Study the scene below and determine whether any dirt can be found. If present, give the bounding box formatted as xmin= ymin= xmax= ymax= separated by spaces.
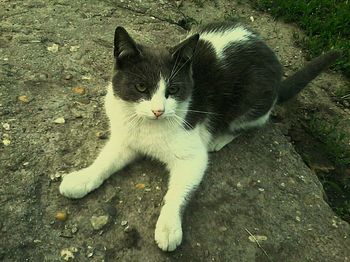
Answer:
xmin=1 ymin=0 xmax=350 ymax=261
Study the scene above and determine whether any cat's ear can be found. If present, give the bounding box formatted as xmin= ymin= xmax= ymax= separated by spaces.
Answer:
xmin=114 ymin=26 xmax=141 ymax=68
xmin=170 ymin=34 xmax=199 ymax=63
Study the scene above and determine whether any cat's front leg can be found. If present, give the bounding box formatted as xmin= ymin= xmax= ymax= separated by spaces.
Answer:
xmin=155 ymin=148 xmax=208 ymax=251
xmin=59 ymin=138 xmax=137 ymax=199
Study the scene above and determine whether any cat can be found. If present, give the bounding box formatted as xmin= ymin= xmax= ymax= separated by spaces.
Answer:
xmin=59 ymin=21 xmax=339 ymax=251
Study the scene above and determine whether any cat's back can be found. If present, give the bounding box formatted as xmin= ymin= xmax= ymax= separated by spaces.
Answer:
xmin=196 ymin=22 xmax=256 ymax=59
xmin=192 ymin=21 xmax=282 ymax=81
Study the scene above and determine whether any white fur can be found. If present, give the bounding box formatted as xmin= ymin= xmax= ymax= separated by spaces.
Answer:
xmin=151 ymin=76 xmax=166 ymax=112
xmin=60 ymin=83 xmax=208 ymax=251
xmin=230 ymin=100 xmax=276 ymax=131
xmin=200 ymin=26 xmax=252 ymax=58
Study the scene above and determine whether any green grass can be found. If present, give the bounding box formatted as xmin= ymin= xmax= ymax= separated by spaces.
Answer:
xmin=251 ymin=0 xmax=350 ymax=81
xmin=308 ymin=115 xmax=350 ymax=167
xmin=307 ymin=114 xmax=350 ymax=222
xmin=193 ymin=0 xmax=205 ymax=8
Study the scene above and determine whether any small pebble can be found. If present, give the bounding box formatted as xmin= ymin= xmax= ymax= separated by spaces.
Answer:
xmin=96 ymin=131 xmax=108 ymax=139
xmin=54 ymin=117 xmax=65 ymax=124
xmin=61 ymin=247 xmax=77 ymax=261
xmin=69 ymin=45 xmax=80 ymax=52
xmin=38 ymin=73 xmax=48 ymax=80
xmin=72 ymin=86 xmax=86 ymax=95
xmin=55 ymin=211 xmax=68 ymax=221
xmin=2 ymin=139 xmax=11 ymax=146
xmin=64 ymin=74 xmax=73 ymax=80
xmin=90 ymin=215 xmax=109 ymax=230
xmin=2 ymin=123 xmax=10 ymax=130
xmin=82 ymin=75 xmax=92 ymax=80
xmin=135 ymin=183 xmax=145 ymax=189
xmin=87 ymin=246 xmax=94 ymax=258
xmin=332 ymin=219 xmax=338 ymax=228
xmin=18 ymin=95 xmax=29 ymax=103
xmin=47 ymin=43 xmax=59 ymax=53
xmin=248 ymin=235 xmax=267 ymax=242
xmin=218 ymin=226 xmax=227 ymax=232
xmin=175 ymin=0 xmax=183 ymax=8
xmin=124 ymin=225 xmax=132 ymax=233
xmin=50 ymin=173 xmax=62 ymax=181
xmin=71 ymin=225 xmax=78 ymax=234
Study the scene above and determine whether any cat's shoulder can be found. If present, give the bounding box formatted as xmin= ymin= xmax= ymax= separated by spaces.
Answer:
xmin=194 ymin=21 xmax=259 ymax=59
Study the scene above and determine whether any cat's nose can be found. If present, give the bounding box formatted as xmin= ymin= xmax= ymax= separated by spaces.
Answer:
xmin=152 ymin=109 xmax=164 ymax=117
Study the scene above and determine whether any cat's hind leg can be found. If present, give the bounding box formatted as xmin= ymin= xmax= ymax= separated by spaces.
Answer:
xmin=59 ymin=138 xmax=137 ymax=199
xmin=208 ymin=133 xmax=239 ymax=152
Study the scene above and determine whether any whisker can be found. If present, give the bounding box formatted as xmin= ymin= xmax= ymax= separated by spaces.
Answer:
xmin=176 ymin=109 xmax=222 ymax=116
xmin=169 ymin=57 xmax=192 ymax=82
xmin=123 ymin=113 xmax=138 ymax=123
xmin=173 ymin=114 xmax=192 ymax=135
xmin=127 ymin=116 xmax=139 ymax=131
xmin=169 ymin=81 xmax=186 ymax=86
xmin=175 ymin=114 xmax=193 ymax=130
xmin=167 ymin=118 xmax=177 ymax=129
xmin=169 ymin=53 xmax=181 ymax=81
xmin=172 ymin=117 xmax=190 ymax=136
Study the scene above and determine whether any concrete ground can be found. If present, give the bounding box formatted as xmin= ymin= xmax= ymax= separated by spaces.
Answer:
xmin=1 ymin=0 xmax=349 ymax=261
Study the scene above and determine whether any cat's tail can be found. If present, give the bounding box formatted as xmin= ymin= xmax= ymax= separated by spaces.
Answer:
xmin=277 ymin=51 xmax=341 ymax=104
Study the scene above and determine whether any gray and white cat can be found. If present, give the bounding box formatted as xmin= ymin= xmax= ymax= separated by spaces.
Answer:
xmin=59 ymin=22 xmax=339 ymax=251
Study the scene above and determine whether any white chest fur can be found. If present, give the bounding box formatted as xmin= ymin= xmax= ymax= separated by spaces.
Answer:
xmin=105 ymin=84 xmax=211 ymax=163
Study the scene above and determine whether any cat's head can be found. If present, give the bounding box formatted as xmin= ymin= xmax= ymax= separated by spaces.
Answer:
xmin=112 ymin=26 xmax=199 ymax=121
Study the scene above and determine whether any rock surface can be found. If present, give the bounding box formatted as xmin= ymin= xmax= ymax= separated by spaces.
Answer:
xmin=1 ymin=0 xmax=349 ymax=261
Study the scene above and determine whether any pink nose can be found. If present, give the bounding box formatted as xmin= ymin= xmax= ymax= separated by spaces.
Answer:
xmin=152 ymin=110 xmax=164 ymax=117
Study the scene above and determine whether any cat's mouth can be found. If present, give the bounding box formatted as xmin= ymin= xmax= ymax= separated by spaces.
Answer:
xmin=148 ymin=115 xmax=166 ymax=120
xmin=144 ymin=113 xmax=174 ymax=121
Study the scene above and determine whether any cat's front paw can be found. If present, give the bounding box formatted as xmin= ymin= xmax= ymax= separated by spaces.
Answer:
xmin=155 ymin=212 xmax=182 ymax=251
xmin=59 ymin=169 xmax=103 ymax=199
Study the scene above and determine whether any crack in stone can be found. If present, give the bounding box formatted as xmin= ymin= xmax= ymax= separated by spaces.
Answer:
xmin=114 ymin=3 xmax=190 ymax=30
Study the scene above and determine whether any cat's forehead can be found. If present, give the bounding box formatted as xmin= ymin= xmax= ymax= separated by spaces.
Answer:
xmin=136 ymin=47 xmax=173 ymax=76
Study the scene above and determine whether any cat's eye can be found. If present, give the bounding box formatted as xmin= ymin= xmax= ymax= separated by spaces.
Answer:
xmin=135 ymin=83 xmax=147 ymax=92
xmin=168 ymin=86 xmax=179 ymax=95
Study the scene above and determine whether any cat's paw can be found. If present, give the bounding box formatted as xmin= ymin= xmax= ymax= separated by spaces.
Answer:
xmin=155 ymin=212 xmax=182 ymax=251
xmin=59 ymin=169 xmax=103 ymax=199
